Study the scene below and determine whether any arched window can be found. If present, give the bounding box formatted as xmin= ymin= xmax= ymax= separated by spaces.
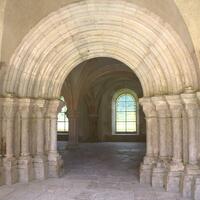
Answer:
xmin=57 ymin=96 xmax=69 ymax=132
xmin=112 ymin=89 xmax=138 ymax=134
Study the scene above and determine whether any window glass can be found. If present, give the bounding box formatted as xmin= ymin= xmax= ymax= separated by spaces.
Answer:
xmin=57 ymin=96 xmax=69 ymax=132
xmin=115 ymin=93 xmax=137 ymax=133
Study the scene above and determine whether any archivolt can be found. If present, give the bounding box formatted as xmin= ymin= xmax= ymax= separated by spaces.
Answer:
xmin=2 ymin=0 xmax=199 ymax=98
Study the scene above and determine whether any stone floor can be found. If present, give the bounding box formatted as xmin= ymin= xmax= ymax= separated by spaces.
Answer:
xmin=0 ymin=142 xmax=191 ymax=200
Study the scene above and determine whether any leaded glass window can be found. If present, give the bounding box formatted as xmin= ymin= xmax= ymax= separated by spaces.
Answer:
xmin=57 ymin=96 xmax=69 ymax=132
xmin=115 ymin=93 xmax=137 ymax=133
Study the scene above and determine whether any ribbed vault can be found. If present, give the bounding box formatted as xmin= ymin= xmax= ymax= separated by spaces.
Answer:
xmin=2 ymin=0 xmax=199 ymax=98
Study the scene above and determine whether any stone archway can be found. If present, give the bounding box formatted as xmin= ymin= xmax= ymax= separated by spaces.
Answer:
xmin=0 ymin=0 xmax=200 ymax=199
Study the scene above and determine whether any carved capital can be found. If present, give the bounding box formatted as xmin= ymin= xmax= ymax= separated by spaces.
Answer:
xmin=197 ymin=92 xmax=200 ymax=103
xmin=181 ymin=93 xmax=198 ymax=118
xmin=0 ymin=97 xmax=15 ymax=119
xmin=17 ymin=98 xmax=31 ymax=118
xmin=151 ymin=96 xmax=170 ymax=118
xmin=46 ymin=99 xmax=65 ymax=118
xmin=139 ymin=97 xmax=156 ymax=118
xmin=165 ymin=95 xmax=183 ymax=118
xmin=31 ymin=99 xmax=47 ymax=118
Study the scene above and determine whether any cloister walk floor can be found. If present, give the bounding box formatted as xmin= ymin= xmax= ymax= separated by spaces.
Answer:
xmin=0 ymin=142 xmax=191 ymax=200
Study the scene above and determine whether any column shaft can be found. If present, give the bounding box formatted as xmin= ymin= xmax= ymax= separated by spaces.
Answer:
xmin=49 ymin=115 xmax=57 ymax=153
xmin=68 ymin=110 xmax=79 ymax=146
xmin=47 ymin=99 xmax=64 ymax=178
xmin=157 ymin=110 xmax=168 ymax=159
xmin=181 ymin=91 xmax=200 ymax=198
xmin=33 ymin=100 xmax=47 ymax=180
xmin=18 ymin=99 xmax=33 ymax=183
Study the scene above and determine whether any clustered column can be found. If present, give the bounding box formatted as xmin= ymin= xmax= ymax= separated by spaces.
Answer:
xmin=33 ymin=99 xmax=48 ymax=180
xmin=1 ymin=97 xmax=18 ymax=185
xmin=139 ymin=92 xmax=200 ymax=199
xmin=181 ymin=91 xmax=200 ymax=198
xmin=18 ymin=98 xmax=33 ymax=183
xmin=165 ymin=95 xmax=184 ymax=192
xmin=151 ymin=96 xmax=171 ymax=188
xmin=0 ymin=100 xmax=3 ymax=186
xmin=0 ymin=96 xmax=65 ymax=186
xmin=139 ymin=97 xmax=158 ymax=184
xmin=46 ymin=99 xmax=64 ymax=177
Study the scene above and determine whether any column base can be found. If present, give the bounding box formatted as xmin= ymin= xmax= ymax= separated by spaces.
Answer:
xmin=33 ymin=155 xmax=48 ymax=180
xmin=3 ymin=157 xmax=18 ymax=185
xmin=18 ymin=156 xmax=33 ymax=183
xmin=140 ymin=156 xmax=155 ymax=184
xmin=193 ymin=176 xmax=200 ymax=200
xmin=165 ymin=162 xmax=184 ymax=192
xmin=152 ymin=160 xmax=168 ymax=188
xmin=182 ymin=164 xmax=200 ymax=198
xmin=48 ymin=152 xmax=64 ymax=178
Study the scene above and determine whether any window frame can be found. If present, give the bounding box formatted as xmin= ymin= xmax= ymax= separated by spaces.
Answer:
xmin=57 ymin=96 xmax=69 ymax=134
xmin=112 ymin=89 xmax=139 ymax=135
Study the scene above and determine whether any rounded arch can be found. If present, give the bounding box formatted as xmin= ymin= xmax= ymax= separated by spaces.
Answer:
xmin=2 ymin=0 xmax=199 ymax=98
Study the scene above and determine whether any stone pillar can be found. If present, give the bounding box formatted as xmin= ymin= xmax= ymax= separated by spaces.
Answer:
xmin=18 ymin=98 xmax=33 ymax=183
xmin=1 ymin=97 xmax=18 ymax=185
xmin=0 ymin=99 xmax=4 ymax=186
xmin=67 ymin=109 xmax=79 ymax=148
xmin=165 ymin=95 xmax=184 ymax=192
xmin=139 ymin=97 xmax=158 ymax=184
xmin=47 ymin=100 xmax=64 ymax=177
xmin=151 ymin=96 xmax=170 ymax=188
xmin=193 ymin=92 xmax=200 ymax=200
xmin=33 ymin=100 xmax=48 ymax=180
xmin=88 ymin=113 xmax=98 ymax=142
xmin=181 ymin=91 xmax=200 ymax=198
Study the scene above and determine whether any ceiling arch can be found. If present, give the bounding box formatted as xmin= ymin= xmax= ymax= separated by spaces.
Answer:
xmin=1 ymin=0 xmax=199 ymax=98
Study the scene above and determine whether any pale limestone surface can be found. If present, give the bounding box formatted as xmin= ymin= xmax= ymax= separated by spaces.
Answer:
xmin=0 ymin=142 xmax=191 ymax=200
xmin=0 ymin=1 xmax=199 ymax=199
xmin=0 ymin=0 xmax=198 ymax=98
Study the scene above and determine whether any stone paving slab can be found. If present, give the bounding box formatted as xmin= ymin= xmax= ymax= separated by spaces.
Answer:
xmin=0 ymin=143 xmax=192 ymax=200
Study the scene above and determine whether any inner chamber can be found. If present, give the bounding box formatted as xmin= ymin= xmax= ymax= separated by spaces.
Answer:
xmin=57 ymin=57 xmax=146 ymax=145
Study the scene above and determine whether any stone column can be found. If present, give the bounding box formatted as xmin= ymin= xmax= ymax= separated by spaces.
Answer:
xmin=47 ymin=100 xmax=64 ymax=178
xmin=181 ymin=90 xmax=200 ymax=198
xmin=165 ymin=95 xmax=184 ymax=192
xmin=1 ymin=97 xmax=18 ymax=185
xmin=0 ymin=100 xmax=3 ymax=186
xmin=18 ymin=98 xmax=33 ymax=183
xmin=139 ymin=97 xmax=158 ymax=184
xmin=151 ymin=96 xmax=171 ymax=188
xmin=88 ymin=113 xmax=98 ymax=142
xmin=67 ymin=109 xmax=79 ymax=148
xmin=33 ymin=100 xmax=48 ymax=180
xmin=194 ymin=92 xmax=200 ymax=200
